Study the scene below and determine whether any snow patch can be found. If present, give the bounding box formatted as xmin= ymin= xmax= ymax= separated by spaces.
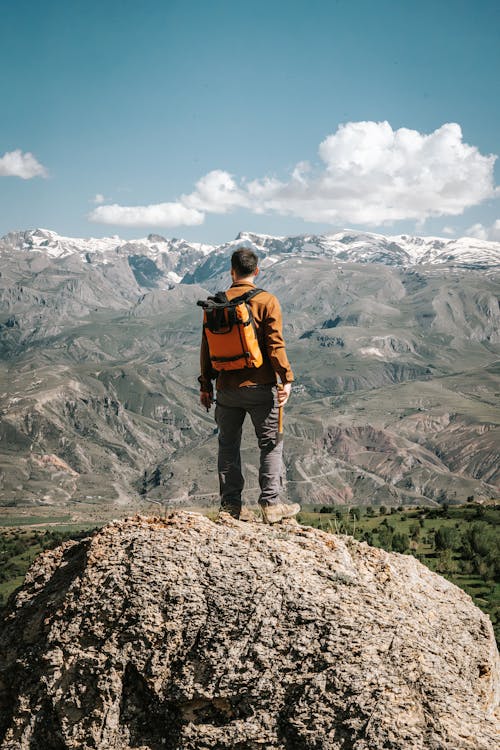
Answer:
xmin=359 ymin=347 xmax=386 ymax=358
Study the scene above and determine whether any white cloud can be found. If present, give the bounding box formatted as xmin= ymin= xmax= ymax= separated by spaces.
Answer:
xmin=88 ymin=201 xmax=204 ymax=227
xmin=442 ymin=226 xmax=456 ymax=236
xmin=246 ymin=122 xmax=496 ymax=224
xmin=465 ymin=220 xmax=500 ymax=241
xmin=89 ymin=122 xmax=498 ymax=228
xmin=92 ymin=193 xmax=105 ymax=204
xmin=182 ymin=170 xmax=249 ymax=213
xmin=0 ymin=149 xmax=48 ymax=179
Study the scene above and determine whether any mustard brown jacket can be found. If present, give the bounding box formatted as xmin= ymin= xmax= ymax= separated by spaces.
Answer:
xmin=199 ymin=281 xmax=294 ymax=392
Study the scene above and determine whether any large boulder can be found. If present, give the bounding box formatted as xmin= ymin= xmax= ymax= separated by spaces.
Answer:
xmin=0 ymin=512 xmax=498 ymax=749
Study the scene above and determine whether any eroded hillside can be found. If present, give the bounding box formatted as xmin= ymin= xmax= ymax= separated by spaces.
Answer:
xmin=0 ymin=232 xmax=499 ymax=514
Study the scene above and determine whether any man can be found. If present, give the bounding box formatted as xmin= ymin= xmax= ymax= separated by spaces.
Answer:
xmin=199 ymin=248 xmax=300 ymax=523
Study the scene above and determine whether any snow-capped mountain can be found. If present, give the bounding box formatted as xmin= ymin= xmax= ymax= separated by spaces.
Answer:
xmin=183 ymin=229 xmax=500 ymax=284
xmin=222 ymin=229 xmax=500 ymax=267
xmin=0 ymin=228 xmax=215 ymax=285
xmin=1 ymin=228 xmax=499 ymax=288
xmin=0 ymin=228 xmax=214 ymax=259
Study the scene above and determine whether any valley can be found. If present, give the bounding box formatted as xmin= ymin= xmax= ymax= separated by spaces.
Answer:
xmin=0 ymin=228 xmax=499 ymax=518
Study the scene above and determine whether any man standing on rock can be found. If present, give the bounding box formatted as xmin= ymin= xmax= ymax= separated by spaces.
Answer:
xmin=199 ymin=248 xmax=300 ymax=523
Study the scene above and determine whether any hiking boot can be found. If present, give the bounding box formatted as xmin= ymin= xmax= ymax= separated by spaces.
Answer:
xmin=261 ymin=502 xmax=301 ymax=524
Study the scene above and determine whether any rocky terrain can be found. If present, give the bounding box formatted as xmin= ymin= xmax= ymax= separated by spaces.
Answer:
xmin=0 ymin=511 xmax=498 ymax=749
xmin=0 ymin=228 xmax=499 ymax=515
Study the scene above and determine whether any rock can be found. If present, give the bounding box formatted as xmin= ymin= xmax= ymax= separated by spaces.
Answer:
xmin=0 ymin=512 xmax=498 ymax=749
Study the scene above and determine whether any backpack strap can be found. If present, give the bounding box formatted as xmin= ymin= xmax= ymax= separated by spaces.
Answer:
xmin=197 ymin=288 xmax=264 ymax=309
xmin=229 ymin=288 xmax=265 ymax=305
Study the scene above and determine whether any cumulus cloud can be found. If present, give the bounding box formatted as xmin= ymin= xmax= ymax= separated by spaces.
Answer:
xmin=182 ymin=170 xmax=250 ymax=213
xmin=88 ymin=201 xmax=204 ymax=227
xmin=245 ymin=122 xmax=496 ymax=224
xmin=465 ymin=220 xmax=500 ymax=241
xmin=0 ymin=149 xmax=48 ymax=179
xmin=89 ymin=122 xmax=498 ymax=228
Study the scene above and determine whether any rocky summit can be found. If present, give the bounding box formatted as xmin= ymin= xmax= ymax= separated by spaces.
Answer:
xmin=0 ymin=512 xmax=498 ymax=749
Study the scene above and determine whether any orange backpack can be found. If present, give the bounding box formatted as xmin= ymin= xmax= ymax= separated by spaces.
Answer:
xmin=197 ymin=289 xmax=264 ymax=371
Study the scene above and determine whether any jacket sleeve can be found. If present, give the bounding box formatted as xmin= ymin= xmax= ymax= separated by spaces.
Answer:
xmin=198 ymin=329 xmax=215 ymax=392
xmin=263 ymin=297 xmax=294 ymax=384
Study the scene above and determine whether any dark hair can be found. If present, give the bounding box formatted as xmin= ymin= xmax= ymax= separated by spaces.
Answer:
xmin=231 ymin=248 xmax=258 ymax=277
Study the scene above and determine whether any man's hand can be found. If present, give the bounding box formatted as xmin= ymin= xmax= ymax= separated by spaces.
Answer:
xmin=200 ymin=391 xmax=213 ymax=411
xmin=277 ymin=383 xmax=292 ymax=406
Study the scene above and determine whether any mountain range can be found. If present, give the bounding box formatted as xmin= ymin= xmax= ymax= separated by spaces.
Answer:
xmin=0 ymin=227 xmax=499 ymax=520
xmin=2 ymin=226 xmax=499 ymax=276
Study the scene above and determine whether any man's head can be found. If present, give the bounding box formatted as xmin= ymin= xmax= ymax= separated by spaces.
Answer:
xmin=231 ymin=248 xmax=259 ymax=280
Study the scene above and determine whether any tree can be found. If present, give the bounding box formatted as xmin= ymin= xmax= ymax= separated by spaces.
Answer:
xmin=462 ymin=522 xmax=498 ymax=566
xmin=379 ymin=505 xmax=387 ymax=515
xmin=436 ymin=548 xmax=457 ymax=574
xmin=392 ymin=532 xmax=409 ymax=553
xmin=378 ymin=525 xmax=393 ymax=550
xmin=409 ymin=523 xmax=421 ymax=541
xmin=434 ymin=526 xmax=461 ymax=551
xmin=351 ymin=507 xmax=361 ymax=520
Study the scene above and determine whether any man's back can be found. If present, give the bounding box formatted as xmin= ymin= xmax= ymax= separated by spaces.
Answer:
xmin=200 ymin=279 xmax=293 ymax=391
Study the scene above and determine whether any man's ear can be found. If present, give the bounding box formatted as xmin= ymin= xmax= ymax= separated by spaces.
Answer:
xmin=254 ymin=267 xmax=260 ymax=278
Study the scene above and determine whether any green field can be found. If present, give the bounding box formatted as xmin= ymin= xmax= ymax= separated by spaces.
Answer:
xmin=0 ymin=526 xmax=100 ymax=605
xmin=1 ymin=504 xmax=498 ymax=646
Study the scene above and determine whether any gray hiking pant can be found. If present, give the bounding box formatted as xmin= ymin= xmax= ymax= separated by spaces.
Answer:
xmin=215 ymin=384 xmax=283 ymax=509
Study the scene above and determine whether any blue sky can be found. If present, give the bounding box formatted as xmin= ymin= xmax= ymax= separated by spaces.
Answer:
xmin=1 ymin=0 xmax=499 ymax=243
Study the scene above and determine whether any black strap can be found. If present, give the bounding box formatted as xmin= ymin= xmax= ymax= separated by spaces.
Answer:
xmin=231 ymin=288 xmax=264 ymax=305
xmin=197 ymin=288 xmax=264 ymax=311
xmin=211 ymin=353 xmax=250 ymax=362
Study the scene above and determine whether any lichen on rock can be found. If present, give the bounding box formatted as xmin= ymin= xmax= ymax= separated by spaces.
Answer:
xmin=0 ymin=511 xmax=498 ymax=749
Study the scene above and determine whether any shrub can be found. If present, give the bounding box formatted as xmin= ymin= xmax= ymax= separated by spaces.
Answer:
xmin=436 ymin=549 xmax=457 ymax=574
xmin=434 ymin=526 xmax=461 ymax=551
xmin=392 ymin=532 xmax=409 ymax=553
xmin=378 ymin=525 xmax=393 ymax=550
xmin=409 ymin=523 xmax=421 ymax=540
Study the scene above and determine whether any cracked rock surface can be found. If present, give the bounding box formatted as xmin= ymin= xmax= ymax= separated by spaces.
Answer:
xmin=0 ymin=511 xmax=498 ymax=749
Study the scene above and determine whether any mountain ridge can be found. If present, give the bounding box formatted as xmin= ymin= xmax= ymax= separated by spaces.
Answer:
xmin=2 ymin=228 xmax=500 ymax=280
